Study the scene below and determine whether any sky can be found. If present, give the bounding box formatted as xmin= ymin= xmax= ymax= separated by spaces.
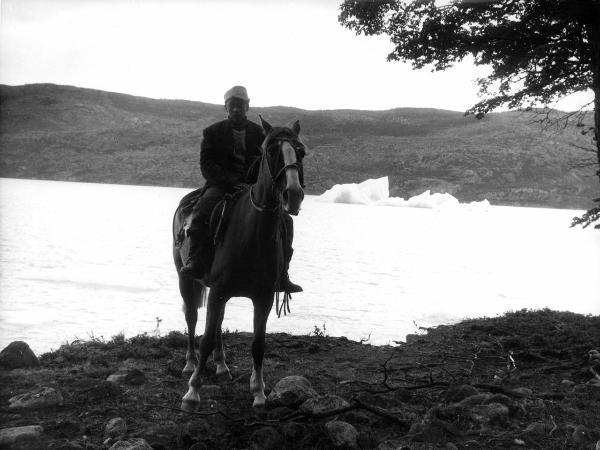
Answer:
xmin=0 ymin=0 xmax=593 ymax=112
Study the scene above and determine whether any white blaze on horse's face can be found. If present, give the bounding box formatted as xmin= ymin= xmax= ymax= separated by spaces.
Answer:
xmin=280 ymin=141 xmax=304 ymax=215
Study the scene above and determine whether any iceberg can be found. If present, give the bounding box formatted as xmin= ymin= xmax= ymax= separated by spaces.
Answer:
xmin=317 ymin=176 xmax=490 ymax=210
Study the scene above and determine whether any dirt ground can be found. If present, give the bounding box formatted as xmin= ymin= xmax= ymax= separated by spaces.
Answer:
xmin=1 ymin=309 xmax=600 ymax=449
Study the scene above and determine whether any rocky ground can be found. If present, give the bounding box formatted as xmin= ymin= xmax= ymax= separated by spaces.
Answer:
xmin=1 ymin=309 xmax=600 ymax=449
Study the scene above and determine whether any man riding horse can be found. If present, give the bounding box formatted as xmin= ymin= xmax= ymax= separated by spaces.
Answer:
xmin=180 ymin=85 xmax=302 ymax=294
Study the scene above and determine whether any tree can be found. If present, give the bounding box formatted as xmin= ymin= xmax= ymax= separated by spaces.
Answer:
xmin=339 ymin=0 xmax=600 ymax=227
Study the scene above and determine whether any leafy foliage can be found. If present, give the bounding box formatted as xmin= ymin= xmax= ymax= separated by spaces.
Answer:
xmin=339 ymin=0 xmax=598 ymax=116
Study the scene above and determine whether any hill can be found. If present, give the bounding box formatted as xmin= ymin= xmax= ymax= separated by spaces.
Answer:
xmin=1 ymin=83 xmax=598 ymax=208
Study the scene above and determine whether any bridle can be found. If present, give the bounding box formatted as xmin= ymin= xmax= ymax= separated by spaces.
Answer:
xmin=250 ymin=134 xmax=305 ymax=213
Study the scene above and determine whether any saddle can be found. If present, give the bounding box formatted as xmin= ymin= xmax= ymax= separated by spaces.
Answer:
xmin=174 ymin=186 xmax=247 ymax=251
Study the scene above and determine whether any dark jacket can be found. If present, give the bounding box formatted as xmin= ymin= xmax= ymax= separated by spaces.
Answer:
xmin=200 ymin=119 xmax=265 ymax=188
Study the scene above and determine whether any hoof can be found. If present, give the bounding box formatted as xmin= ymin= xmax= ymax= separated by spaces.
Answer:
xmin=181 ymin=399 xmax=201 ymax=413
xmin=252 ymin=395 xmax=267 ymax=408
xmin=181 ymin=388 xmax=201 ymax=412
xmin=182 ymin=361 xmax=196 ymax=379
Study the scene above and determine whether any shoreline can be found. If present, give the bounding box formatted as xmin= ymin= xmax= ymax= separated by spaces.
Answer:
xmin=2 ymin=309 xmax=599 ymax=449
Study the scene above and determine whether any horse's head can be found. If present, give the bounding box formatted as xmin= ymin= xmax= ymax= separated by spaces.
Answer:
xmin=259 ymin=116 xmax=306 ymax=216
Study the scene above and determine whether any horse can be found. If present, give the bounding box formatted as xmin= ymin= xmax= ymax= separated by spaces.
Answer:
xmin=172 ymin=116 xmax=306 ymax=411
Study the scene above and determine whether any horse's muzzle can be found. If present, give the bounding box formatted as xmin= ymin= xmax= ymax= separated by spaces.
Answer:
xmin=283 ymin=184 xmax=304 ymax=216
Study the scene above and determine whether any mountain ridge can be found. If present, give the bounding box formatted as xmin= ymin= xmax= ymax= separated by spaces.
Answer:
xmin=1 ymin=83 xmax=597 ymax=209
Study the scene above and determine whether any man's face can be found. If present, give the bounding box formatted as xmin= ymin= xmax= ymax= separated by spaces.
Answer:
xmin=225 ymin=98 xmax=249 ymax=124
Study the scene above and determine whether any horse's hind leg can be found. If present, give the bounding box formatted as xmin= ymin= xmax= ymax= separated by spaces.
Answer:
xmin=179 ymin=277 xmax=204 ymax=377
xmin=182 ymin=288 xmax=226 ymax=412
xmin=213 ymin=307 xmax=231 ymax=379
xmin=250 ymin=294 xmax=274 ymax=408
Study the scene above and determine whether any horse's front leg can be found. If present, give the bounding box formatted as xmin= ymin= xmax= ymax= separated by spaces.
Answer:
xmin=213 ymin=305 xmax=232 ymax=379
xmin=182 ymin=289 xmax=226 ymax=412
xmin=250 ymin=294 xmax=274 ymax=408
xmin=179 ymin=276 xmax=199 ymax=377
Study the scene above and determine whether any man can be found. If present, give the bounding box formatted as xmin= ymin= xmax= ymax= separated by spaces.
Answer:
xmin=180 ymin=85 xmax=302 ymax=294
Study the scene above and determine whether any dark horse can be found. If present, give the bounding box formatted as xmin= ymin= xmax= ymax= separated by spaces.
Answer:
xmin=172 ymin=117 xmax=306 ymax=410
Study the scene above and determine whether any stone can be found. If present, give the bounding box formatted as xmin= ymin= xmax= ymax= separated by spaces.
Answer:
xmin=8 ymin=387 xmax=64 ymax=410
xmin=377 ymin=440 xmax=411 ymax=450
xmin=265 ymin=375 xmax=318 ymax=408
xmin=511 ymin=387 xmax=533 ymax=397
xmin=408 ymin=419 xmax=447 ymax=443
xmin=299 ymin=394 xmax=350 ymax=416
xmin=105 ymin=417 xmax=127 ymax=438
xmin=0 ymin=341 xmax=40 ymax=369
xmin=444 ymin=384 xmax=479 ymax=403
xmin=268 ymin=406 xmax=295 ymax=420
xmin=572 ymin=425 xmax=591 ymax=445
xmin=561 ymin=379 xmax=575 ymax=388
xmin=108 ymin=438 xmax=153 ymax=450
xmin=0 ymin=425 xmax=44 ymax=446
xmin=325 ymin=420 xmax=359 ymax=449
xmin=470 ymin=403 xmax=509 ymax=424
xmin=523 ymin=421 xmax=546 ymax=436
xmin=249 ymin=426 xmax=283 ymax=450
xmin=83 ymin=381 xmax=124 ymax=401
xmin=280 ymin=421 xmax=307 ymax=441
xmin=455 ymin=393 xmax=493 ymax=408
xmin=107 ymin=368 xmax=147 ymax=385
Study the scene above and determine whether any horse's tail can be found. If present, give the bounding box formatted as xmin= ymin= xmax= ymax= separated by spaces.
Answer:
xmin=195 ymin=281 xmax=208 ymax=309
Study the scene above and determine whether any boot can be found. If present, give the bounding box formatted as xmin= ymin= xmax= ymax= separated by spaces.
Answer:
xmin=179 ymin=232 xmax=210 ymax=279
xmin=281 ymin=272 xmax=303 ymax=293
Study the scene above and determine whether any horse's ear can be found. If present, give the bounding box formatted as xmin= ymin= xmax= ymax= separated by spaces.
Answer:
xmin=259 ymin=115 xmax=272 ymax=134
xmin=291 ymin=120 xmax=301 ymax=135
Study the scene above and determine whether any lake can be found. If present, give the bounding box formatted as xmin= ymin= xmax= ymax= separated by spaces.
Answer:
xmin=1 ymin=178 xmax=599 ymax=354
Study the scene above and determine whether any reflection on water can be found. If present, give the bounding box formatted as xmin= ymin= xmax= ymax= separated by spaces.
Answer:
xmin=1 ymin=178 xmax=599 ymax=354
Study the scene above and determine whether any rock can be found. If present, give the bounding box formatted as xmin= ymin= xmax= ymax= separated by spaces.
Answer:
xmin=83 ymin=381 xmax=124 ymax=401
xmin=572 ymin=424 xmax=591 ymax=445
xmin=511 ymin=387 xmax=533 ymax=397
xmin=107 ymin=368 xmax=147 ymax=385
xmin=105 ymin=417 xmax=127 ymax=438
xmin=523 ymin=421 xmax=546 ymax=436
xmin=280 ymin=421 xmax=307 ymax=441
xmin=408 ymin=419 xmax=447 ymax=443
xmin=0 ymin=341 xmax=40 ymax=369
xmin=444 ymin=384 xmax=479 ymax=403
xmin=0 ymin=425 xmax=44 ymax=446
xmin=561 ymin=379 xmax=575 ymax=388
xmin=513 ymin=438 xmax=526 ymax=446
xmin=299 ymin=394 xmax=350 ymax=416
xmin=469 ymin=403 xmax=509 ymax=425
xmin=325 ymin=420 xmax=359 ymax=449
xmin=8 ymin=387 xmax=63 ymax=410
xmin=265 ymin=375 xmax=318 ymax=408
xmin=377 ymin=439 xmax=411 ymax=450
xmin=268 ymin=406 xmax=295 ymax=419
xmin=595 ymin=439 xmax=600 ymax=450
xmin=108 ymin=438 xmax=153 ymax=450
xmin=249 ymin=426 xmax=283 ymax=450
xmin=357 ymin=430 xmax=377 ymax=449
xmin=455 ymin=393 xmax=493 ymax=408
